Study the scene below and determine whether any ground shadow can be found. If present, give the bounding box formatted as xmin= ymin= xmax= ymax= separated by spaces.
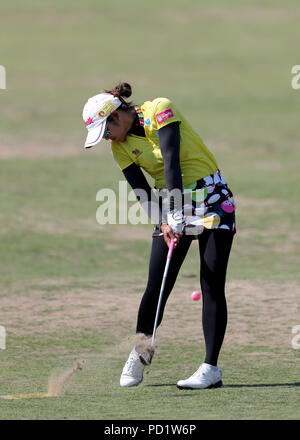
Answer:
xmin=147 ymin=382 xmax=300 ymax=388
xmin=224 ymin=382 xmax=300 ymax=388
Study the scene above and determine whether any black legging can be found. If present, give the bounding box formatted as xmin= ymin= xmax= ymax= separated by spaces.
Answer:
xmin=136 ymin=229 xmax=234 ymax=366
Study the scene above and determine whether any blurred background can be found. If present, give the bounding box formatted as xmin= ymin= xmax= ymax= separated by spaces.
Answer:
xmin=1 ymin=0 xmax=299 ymax=284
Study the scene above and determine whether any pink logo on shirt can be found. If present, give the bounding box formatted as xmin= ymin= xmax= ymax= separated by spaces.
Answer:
xmin=155 ymin=108 xmax=174 ymax=124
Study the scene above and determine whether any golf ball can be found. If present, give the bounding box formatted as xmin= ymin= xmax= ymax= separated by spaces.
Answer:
xmin=191 ymin=290 xmax=201 ymax=301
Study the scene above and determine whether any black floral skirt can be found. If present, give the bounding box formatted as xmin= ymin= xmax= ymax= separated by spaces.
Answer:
xmin=152 ymin=169 xmax=236 ymax=239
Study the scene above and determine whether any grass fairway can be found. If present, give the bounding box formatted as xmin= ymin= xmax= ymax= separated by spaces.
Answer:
xmin=0 ymin=0 xmax=300 ymax=421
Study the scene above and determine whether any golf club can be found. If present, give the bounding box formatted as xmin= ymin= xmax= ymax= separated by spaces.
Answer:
xmin=139 ymin=238 xmax=175 ymax=365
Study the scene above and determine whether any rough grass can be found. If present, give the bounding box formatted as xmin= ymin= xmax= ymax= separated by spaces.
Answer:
xmin=0 ymin=277 xmax=299 ymax=419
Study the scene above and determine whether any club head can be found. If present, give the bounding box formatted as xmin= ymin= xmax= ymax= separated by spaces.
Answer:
xmin=139 ymin=347 xmax=154 ymax=366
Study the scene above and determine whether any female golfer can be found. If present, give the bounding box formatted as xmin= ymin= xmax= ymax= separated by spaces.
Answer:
xmin=82 ymin=83 xmax=236 ymax=389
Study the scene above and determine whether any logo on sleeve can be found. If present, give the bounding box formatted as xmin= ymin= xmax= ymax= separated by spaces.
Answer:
xmin=132 ymin=148 xmax=142 ymax=158
xmin=155 ymin=108 xmax=174 ymax=124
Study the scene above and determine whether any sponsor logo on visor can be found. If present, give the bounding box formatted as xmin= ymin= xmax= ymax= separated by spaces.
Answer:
xmin=98 ymin=102 xmax=116 ymax=119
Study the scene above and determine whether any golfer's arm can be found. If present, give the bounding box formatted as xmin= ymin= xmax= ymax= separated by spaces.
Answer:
xmin=122 ymin=163 xmax=161 ymax=224
xmin=158 ymin=122 xmax=183 ymax=211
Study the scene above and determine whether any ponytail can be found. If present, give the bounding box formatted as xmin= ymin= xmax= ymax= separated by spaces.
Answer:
xmin=105 ymin=82 xmax=133 ymax=109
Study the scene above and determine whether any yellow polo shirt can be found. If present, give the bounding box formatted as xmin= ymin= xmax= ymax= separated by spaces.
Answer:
xmin=111 ymin=97 xmax=218 ymax=190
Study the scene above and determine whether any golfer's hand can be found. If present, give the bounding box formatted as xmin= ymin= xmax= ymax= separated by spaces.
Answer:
xmin=160 ymin=223 xmax=181 ymax=249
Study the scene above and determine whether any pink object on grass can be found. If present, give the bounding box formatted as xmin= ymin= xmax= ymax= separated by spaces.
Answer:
xmin=191 ymin=291 xmax=201 ymax=301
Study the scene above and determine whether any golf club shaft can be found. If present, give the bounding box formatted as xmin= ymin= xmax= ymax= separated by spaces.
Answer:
xmin=151 ymin=239 xmax=175 ymax=347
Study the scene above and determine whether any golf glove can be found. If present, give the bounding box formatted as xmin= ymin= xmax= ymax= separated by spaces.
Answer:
xmin=167 ymin=210 xmax=185 ymax=235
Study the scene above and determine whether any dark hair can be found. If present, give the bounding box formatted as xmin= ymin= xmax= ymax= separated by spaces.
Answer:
xmin=104 ymin=82 xmax=134 ymax=110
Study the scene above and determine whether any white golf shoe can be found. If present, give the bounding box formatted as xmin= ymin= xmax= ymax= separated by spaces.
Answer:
xmin=177 ymin=363 xmax=223 ymax=390
xmin=120 ymin=348 xmax=145 ymax=387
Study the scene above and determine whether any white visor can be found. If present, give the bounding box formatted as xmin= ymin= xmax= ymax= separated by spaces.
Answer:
xmin=84 ymin=121 xmax=106 ymax=148
xmin=82 ymin=93 xmax=122 ymax=149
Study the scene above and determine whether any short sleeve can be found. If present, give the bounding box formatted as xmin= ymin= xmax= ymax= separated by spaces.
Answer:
xmin=111 ymin=142 xmax=133 ymax=171
xmin=153 ymin=98 xmax=182 ymax=130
